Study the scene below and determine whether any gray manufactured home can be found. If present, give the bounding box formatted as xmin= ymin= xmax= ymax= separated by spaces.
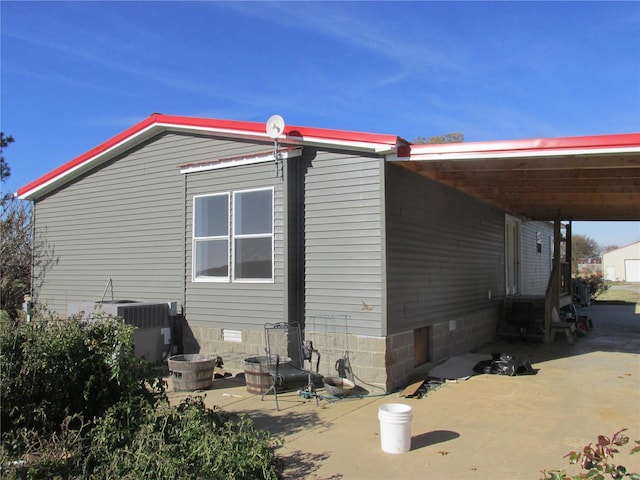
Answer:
xmin=18 ymin=115 xmax=638 ymax=389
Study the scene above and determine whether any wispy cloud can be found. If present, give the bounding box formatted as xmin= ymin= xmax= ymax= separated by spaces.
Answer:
xmin=217 ymin=2 xmax=464 ymax=77
xmin=3 ymin=63 xmax=133 ymax=97
xmin=5 ymin=25 xmax=270 ymax=113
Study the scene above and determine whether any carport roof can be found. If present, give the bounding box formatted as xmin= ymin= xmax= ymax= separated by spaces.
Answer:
xmin=393 ymin=133 xmax=640 ymax=221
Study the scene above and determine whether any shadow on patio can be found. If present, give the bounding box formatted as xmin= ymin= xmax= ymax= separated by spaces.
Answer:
xmin=479 ymin=301 xmax=640 ymax=367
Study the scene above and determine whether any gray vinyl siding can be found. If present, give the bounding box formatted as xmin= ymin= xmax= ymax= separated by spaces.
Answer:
xmin=303 ymin=150 xmax=384 ymax=336
xmin=385 ymin=163 xmax=505 ymax=334
xmin=31 ymin=132 xmax=273 ymax=315
xmin=184 ymin=161 xmax=285 ymax=331
xmin=520 ymin=220 xmax=553 ymax=294
xmin=32 ymin=133 xmax=192 ymax=312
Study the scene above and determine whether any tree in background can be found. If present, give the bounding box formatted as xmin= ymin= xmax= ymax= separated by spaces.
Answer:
xmin=1 ymin=133 xmax=14 ymax=205
xmin=571 ymin=234 xmax=601 ymax=276
xmin=601 ymin=244 xmax=620 ymax=254
xmin=0 ymin=133 xmax=34 ymax=320
xmin=413 ymin=132 xmax=464 ymax=144
xmin=572 ymin=234 xmax=600 ymax=261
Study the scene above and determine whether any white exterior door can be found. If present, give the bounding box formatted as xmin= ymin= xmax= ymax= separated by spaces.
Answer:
xmin=505 ymin=215 xmax=522 ymax=295
xmin=625 ymin=259 xmax=640 ymax=282
xmin=605 ymin=266 xmax=616 ymax=281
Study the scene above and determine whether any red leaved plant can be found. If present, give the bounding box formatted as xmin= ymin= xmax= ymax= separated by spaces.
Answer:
xmin=541 ymin=428 xmax=640 ymax=480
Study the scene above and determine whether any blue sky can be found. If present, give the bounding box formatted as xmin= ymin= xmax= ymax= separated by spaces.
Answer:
xmin=1 ymin=1 xmax=639 ymax=247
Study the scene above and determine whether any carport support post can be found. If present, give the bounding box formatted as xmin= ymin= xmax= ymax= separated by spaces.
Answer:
xmin=565 ymin=221 xmax=572 ymax=278
xmin=544 ymin=212 xmax=563 ymax=344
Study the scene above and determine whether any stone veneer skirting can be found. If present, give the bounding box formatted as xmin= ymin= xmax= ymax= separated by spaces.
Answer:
xmin=181 ymin=304 xmax=500 ymax=392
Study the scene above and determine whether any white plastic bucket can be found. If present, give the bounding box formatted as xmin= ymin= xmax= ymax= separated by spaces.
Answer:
xmin=378 ymin=403 xmax=412 ymax=453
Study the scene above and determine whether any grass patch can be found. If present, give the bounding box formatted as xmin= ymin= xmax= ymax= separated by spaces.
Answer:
xmin=593 ymin=283 xmax=640 ymax=305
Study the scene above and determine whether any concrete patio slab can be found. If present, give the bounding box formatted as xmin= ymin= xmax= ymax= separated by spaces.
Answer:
xmin=167 ymin=302 xmax=640 ymax=479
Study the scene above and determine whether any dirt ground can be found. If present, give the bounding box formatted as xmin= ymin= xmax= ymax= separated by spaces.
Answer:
xmin=168 ymin=301 xmax=640 ymax=480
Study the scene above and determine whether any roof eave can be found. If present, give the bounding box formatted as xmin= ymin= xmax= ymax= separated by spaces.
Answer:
xmin=18 ymin=114 xmax=400 ymax=200
xmin=404 ymin=145 xmax=640 ymax=162
xmin=405 ymin=133 xmax=640 ymax=161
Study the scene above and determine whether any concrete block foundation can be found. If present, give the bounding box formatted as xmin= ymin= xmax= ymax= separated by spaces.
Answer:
xmin=181 ymin=304 xmax=500 ymax=392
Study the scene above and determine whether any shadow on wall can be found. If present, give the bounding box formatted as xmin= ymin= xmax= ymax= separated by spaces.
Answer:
xmin=176 ymin=314 xmax=200 ymax=354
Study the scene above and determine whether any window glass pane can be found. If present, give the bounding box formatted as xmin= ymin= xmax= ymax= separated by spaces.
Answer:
xmin=235 ymin=190 xmax=272 ymax=235
xmin=195 ymin=195 xmax=228 ymax=237
xmin=234 ymin=237 xmax=272 ymax=279
xmin=195 ymin=240 xmax=228 ymax=278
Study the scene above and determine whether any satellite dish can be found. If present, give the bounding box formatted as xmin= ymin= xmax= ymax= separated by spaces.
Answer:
xmin=266 ymin=114 xmax=285 ymax=139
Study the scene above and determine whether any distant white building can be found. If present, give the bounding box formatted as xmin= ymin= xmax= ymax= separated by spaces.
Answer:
xmin=602 ymin=241 xmax=640 ymax=282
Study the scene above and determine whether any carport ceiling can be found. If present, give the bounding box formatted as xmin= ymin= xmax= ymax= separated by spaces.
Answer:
xmin=392 ymin=133 xmax=640 ymax=221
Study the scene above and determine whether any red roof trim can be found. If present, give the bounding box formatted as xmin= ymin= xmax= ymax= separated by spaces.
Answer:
xmin=16 ymin=112 xmax=639 ymax=199
xmin=408 ymin=133 xmax=640 ymax=156
xmin=17 ymin=116 xmax=157 ymax=198
xmin=17 ymin=114 xmax=401 ymax=199
xmin=156 ymin=113 xmax=401 ymax=145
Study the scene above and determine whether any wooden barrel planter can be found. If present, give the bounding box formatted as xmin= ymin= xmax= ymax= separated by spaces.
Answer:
xmin=168 ymin=354 xmax=216 ymax=392
xmin=244 ymin=356 xmax=273 ymax=394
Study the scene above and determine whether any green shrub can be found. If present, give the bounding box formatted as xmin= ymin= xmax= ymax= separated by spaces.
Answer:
xmin=1 ymin=307 xmax=164 ymax=452
xmin=582 ymin=275 xmax=609 ymax=298
xmin=1 ymin=307 xmax=283 ymax=479
xmin=86 ymin=396 xmax=283 ymax=479
xmin=0 ymin=414 xmax=89 ymax=480
xmin=2 ymin=396 xmax=283 ymax=480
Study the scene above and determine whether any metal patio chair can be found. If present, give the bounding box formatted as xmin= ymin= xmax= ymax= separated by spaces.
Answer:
xmin=262 ymin=321 xmax=322 ymax=410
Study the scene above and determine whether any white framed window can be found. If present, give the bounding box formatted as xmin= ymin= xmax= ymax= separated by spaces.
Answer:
xmin=192 ymin=188 xmax=274 ymax=283
xmin=193 ymin=193 xmax=230 ymax=281
xmin=233 ymin=188 xmax=274 ymax=282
